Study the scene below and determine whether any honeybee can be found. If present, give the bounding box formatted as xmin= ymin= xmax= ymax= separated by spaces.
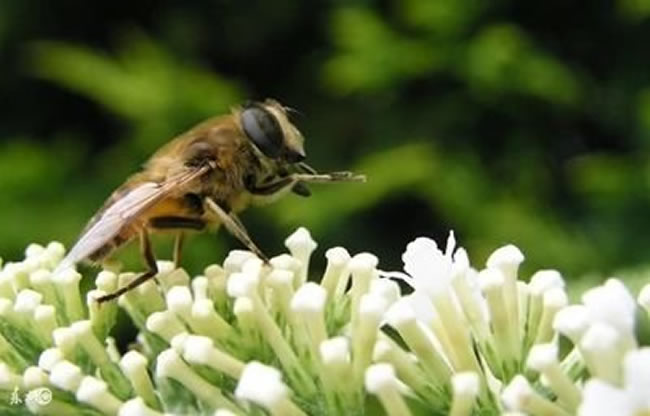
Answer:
xmin=55 ymin=99 xmax=365 ymax=302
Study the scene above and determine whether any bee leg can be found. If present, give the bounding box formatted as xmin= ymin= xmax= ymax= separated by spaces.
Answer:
xmin=246 ymin=176 xmax=295 ymax=195
xmin=204 ymin=197 xmax=270 ymax=263
xmin=173 ymin=232 xmax=185 ymax=269
xmin=96 ymin=229 xmax=159 ymax=303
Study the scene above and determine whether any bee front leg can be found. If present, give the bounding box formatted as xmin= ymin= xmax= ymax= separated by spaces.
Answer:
xmin=96 ymin=229 xmax=159 ymax=303
xmin=204 ymin=197 xmax=270 ymax=263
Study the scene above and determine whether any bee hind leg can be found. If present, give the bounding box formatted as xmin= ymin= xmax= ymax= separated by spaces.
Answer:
xmin=96 ymin=229 xmax=159 ymax=303
xmin=173 ymin=232 xmax=185 ymax=268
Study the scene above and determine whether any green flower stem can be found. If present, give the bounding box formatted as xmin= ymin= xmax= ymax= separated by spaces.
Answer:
xmin=389 ymin=312 xmax=451 ymax=386
xmin=53 ymin=269 xmax=84 ymax=323
xmin=71 ymin=321 xmax=132 ymax=399
xmin=431 ymin=294 xmax=481 ymax=374
xmin=190 ymin=298 xmax=234 ymax=343
xmin=270 ymin=397 xmax=309 ymax=416
xmin=366 ymin=364 xmax=413 ymax=416
xmin=451 ymin=273 xmax=490 ymax=344
xmin=348 ymin=254 xmax=377 ymax=338
xmin=156 ymin=349 xmax=239 ymax=412
xmin=481 ymin=270 xmax=518 ymax=375
xmin=542 ymin=361 xmax=581 ymax=411
xmin=248 ymin=292 xmax=317 ymax=395
xmin=373 ymin=337 xmax=434 ymax=399
xmin=120 ymin=351 xmax=161 ymax=411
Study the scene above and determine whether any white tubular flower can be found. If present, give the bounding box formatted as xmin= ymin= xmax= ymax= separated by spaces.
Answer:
xmin=25 ymin=243 xmax=45 ymax=259
xmin=553 ymin=304 xmax=590 ymax=344
xmin=235 ymin=361 xmax=306 ymax=416
xmin=533 ymin=287 xmax=568 ymax=344
xmin=191 ymin=276 xmax=209 ymax=300
xmin=353 ymin=293 xmax=389 ymax=382
xmin=180 ymin=334 xmax=245 ymax=379
xmin=70 ymin=320 xmax=116 ymax=377
xmin=160 ymin=268 xmax=191 ymax=291
xmin=285 ymin=227 xmax=318 ymax=286
xmin=52 ymin=326 xmax=78 ymax=357
xmin=486 ymin=244 xmax=525 ymax=281
xmin=44 ymin=241 xmax=65 ymax=268
xmin=320 ymin=246 xmax=350 ymax=298
xmin=638 ymin=284 xmax=650 ymax=316
xmin=580 ymin=322 xmax=625 ymax=384
xmin=87 ymin=289 xmax=115 ymax=339
xmin=38 ymin=348 xmax=64 ymax=371
xmin=622 ymin=347 xmax=650 ymax=412
xmin=390 ymin=234 xmax=481 ymax=373
xmin=365 ymin=363 xmax=412 ymax=416
xmin=223 ymin=250 xmax=257 ymax=274
xmin=349 ymin=252 xmax=379 ymax=334
xmin=266 ymin=269 xmax=295 ymax=317
xmin=49 ymin=360 xmax=83 ymax=392
xmin=170 ymin=332 xmax=189 ymax=354
xmin=119 ymin=397 xmax=166 ymax=416
xmin=582 ymin=278 xmax=636 ymax=346
xmin=502 ymin=375 xmax=570 ymax=416
xmin=76 ymin=376 xmax=123 ymax=415
xmin=23 ymin=366 xmax=48 ymax=389
xmin=578 ymin=379 xmax=634 ymax=416
xmin=5 ymin=261 xmax=30 ymax=292
xmin=269 ymin=254 xmax=301 ymax=275
xmin=214 ymin=410 xmax=237 ymax=416
xmin=400 ymin=236 xmax=453 ymax=297
xmin=0 ymin=362 xmax=22 ymax=390
xmin=291 ymin=282 xmax=328 ymax=351
xmin=486 ymin=244 xmax=524 ymax=361
xmin=385 ymin=298 xmax=451 ymax=383
xmin=146 ymin=311 xmax=186 ymax=342
xmin=226 ymin=271 xmax=259 ymax=298
xmin=372 ymin=338 xmax=431 ymax=399
xmin=449 ymin=372 xmax=480 ymax=416
xmin=320 ymin=337 xmax=352 ymax=384
xmin=529 ymin=270 xmax=565 ymax=295
xmin=233 ymin=297 xmax=256 ymax=336
xmin=52 ymin=267 xmax=84 ymax=321
xmin=166 ymin=285 xmax=193 ymax=321
xmin=156 ymin=349 xmax=236 ymax=411
xmin=33 ymin=305 xmax=56 ymax=345
xmin=479 ymin=268 xmax=517 ymax=369
xmin=95 ymin=270 xmax=118 ymax=293
xmin=526 ymin=270 xmax=564 ymax=344
xmin=451 ymin=266 xmax=491 ymax=344
xmin=369 ymin=278 xmax=400 ymax=307
xmin=0 ymin=267 xmax=15 ymax=298
xmin=29 ymin=268 xmax=57 ymax=305
xmin=120 ymin=351 xmax=160 ymax=411
xmin=527 ymin=343 xmax=581 ymax=411
xmin=190 ymin=298 xmax=233 ymax=340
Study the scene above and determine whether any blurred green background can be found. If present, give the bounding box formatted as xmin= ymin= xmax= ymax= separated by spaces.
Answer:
xmin=2 ymin=0 xmax=650 ymax=287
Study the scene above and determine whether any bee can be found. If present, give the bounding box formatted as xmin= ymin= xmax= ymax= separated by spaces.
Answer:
xmin=55 ymin=99 xmax=365 ymax=302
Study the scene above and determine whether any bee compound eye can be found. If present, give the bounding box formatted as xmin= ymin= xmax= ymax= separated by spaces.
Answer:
xmin=241 ymin=105 xmax=284 ymax=159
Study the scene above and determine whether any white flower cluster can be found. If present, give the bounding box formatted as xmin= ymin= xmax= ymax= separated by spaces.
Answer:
xmin=0 ymin=229 xmax=648 ymax=415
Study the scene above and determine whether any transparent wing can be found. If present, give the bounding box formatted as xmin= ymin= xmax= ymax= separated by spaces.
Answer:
xmin=55 ymin=166 xmax=209 ymax=273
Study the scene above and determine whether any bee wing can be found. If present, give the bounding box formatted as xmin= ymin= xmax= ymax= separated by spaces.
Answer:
xmin=55 ymin=166 xmax=209 ymax=274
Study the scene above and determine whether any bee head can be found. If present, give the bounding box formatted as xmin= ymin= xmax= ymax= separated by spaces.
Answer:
xmin=240 ymin=99 xmax=306 ymax=164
